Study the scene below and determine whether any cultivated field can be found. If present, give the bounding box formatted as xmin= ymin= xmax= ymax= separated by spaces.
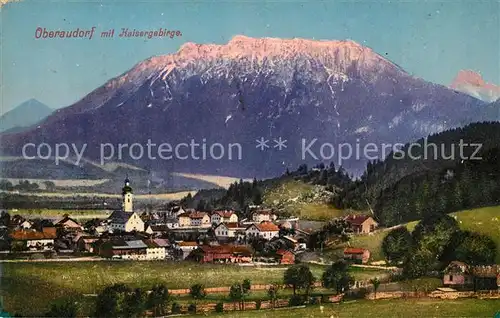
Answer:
xmin=8 ymin=208 xmax=112 ymax=219
xmin=204 ymin=299 xmax=500 ymax=317
xmin=5 ymin=190 xmax=196 ymax=200
xmin=1 ymin=261 xmax=387 ymax=316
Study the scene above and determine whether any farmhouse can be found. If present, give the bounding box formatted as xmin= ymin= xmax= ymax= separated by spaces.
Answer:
xmin=275 ymin=249 xmax=295 ymax=264
xmin=443 ymin=261 xmax=500 ymax=290
xmin=343 ymin=247 xmax=371 ymax=264
xmin=188 ymin=245 xmax=253 ymax=263
xmin=99 ymin=239 xmax=148 ymax=260
xmin=108 ymin=178 xmax=145 ymax=232
xmin=214 ymin=222 xmax=245 ymax=239
xmin=245 ymin=221 xmax=279 ymax=240
xmin=344 ymin=215 xmax=378 ymax=234
xmin=55 ymin=216 xmax=83 ymax=231
xmin=211 ymin=210 xmax=238 ymax=224
xmin=144 ymin=238 xmax=169 ymax=260
xmin=9 ymin=227 xmax=57 ymax=250
xmin=178 ymin=211 xmax=211 ymax=228
xmin=251 ymin=210 xmax=277 ymax=223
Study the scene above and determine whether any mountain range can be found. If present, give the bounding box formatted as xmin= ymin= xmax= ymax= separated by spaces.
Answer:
xmin=0 ymin=99 xmax=52 ymax=133
xmin=450 ymin=70 xmax=500 ymax=103
xmin=1 ymin=36 xmax=498 ymax=178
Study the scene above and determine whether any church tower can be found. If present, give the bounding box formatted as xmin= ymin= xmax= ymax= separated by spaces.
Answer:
xmin=122 ymin=177 xmax=133 ymax=212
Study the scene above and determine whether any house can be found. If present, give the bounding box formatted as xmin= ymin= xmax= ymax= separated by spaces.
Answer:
xmin=210 ymin=210 xmax=239 ymax=224
xmin=343 ymin=247 xmax=371 ymax=264
xmin=178 ymin=211 xmax=211 ymax=228
xmin=443 ymin=261 xmax=500 ymax=290
xmin=245 ymin=221 xmax=280 ymax=240
xmin=20 ymin=220 xmax=33 ymax=230
xmin=214 ymin=223 xmax=244 ymax=239
xmin=443 ymin=261 xmax=474 ymax=289
xmin=177 ymin=241 xmax=199 ymax=259
xmin=55 ymin=216 xmax=83 ymax=231
xmin=145 ymin=224 xmax=170 ymax=236
xmin=144 ymin=238 xmax=169 ymax=260
xmin=76 ymin=236 xmax=99 ymax=253
xmin=275 ymin=249 xmax=295 ymax=264
xmin=251 ymin=210 xmax=276 ymax=223
xmin=9 ymin=227 xmax=57 ymax=250
xmin=99 ymin=239 xmax=148 ymax=260
xmin=344 ymin=215 xmax=378 ymax=234
xmin=107 ymin=178 xmax=145 ymax=232
xmin=189 ymin=245 xmax=253 ymax=263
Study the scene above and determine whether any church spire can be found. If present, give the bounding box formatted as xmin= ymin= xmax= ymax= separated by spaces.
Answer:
xmin=122 ymin=176 xmax=133 ymax=212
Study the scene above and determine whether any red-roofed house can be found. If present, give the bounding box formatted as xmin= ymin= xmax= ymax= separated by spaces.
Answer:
xmin=9 ymin=227 xmax=57 ymax=250
xmin=343 ymin=247 xmax=371 ymax=264
xmin=211 ymin=210 xmax=238 ymax=224
xmin=245 ymin=221 xmax=279 ymax=240
xmin=276 ymin=249 xmax=295 ymax=264
xmin=189 ymin=245 xmax=253 ymax=263
xmin=251 ymin=210 xmax=277 ymax=223
xmin=344 ymin=215 xmax=378 ymax=234
xmin=178 ymin=211 xmax=211 ymax=228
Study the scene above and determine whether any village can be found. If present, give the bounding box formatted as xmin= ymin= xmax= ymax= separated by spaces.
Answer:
xmin=0 ymin=178 xmax=378 ymax=266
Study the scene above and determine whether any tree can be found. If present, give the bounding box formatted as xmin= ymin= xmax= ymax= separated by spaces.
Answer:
xmin=322 ymin=261 xmax=354 ymax=294
xmin=43 ymin=181 xmax=56 ymax=192
xmin=94 ymin=283 xmax=134 ymax=317
xmin=45 ymin=298 xmax=80 ymax=317
xmin=123 ymin=288 xmax=146 ymax=318
xmin=283 ymin=264 xmax=316 ymax=296
xmin=189 ymin=283 xmax=206 ymax=300
xmin=443 ymin=231 xmax=497 ymax=265
xmin=267 ymin=283 xmax=280 ymax=308
xmin=369 ymin=277 xmax=381 ymax=298
xmin=0 ymin=211 xmax=10 ymax=227
xmin=229 ymin=280 xmax=251 ymax=310
xmin=382 ymin=227 xmax=413 ymax=265
xmin=147 ymin=284 xmax=170 ymax=316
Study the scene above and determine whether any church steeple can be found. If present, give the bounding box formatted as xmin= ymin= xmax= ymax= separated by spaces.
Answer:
xmin=122 ymin=176 xmax=133 ymax=212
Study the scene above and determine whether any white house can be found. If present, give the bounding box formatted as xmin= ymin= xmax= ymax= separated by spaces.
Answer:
xmin=10 ymin=227 xmax=57 ymax=250
xmin=251 ymin=210 xmax=277 ymax=223
xmin=178 ymin=212 xmax=211 ymax=228
xmin=245 ymin=221 xmax=279 ymax=240
xmin=144 ymin=238 xmax=169 ymax=260
xmin=214 ymin=223 xmax=244 ymax=239
xmin=210 ymin=210 xmax=239 ymax=224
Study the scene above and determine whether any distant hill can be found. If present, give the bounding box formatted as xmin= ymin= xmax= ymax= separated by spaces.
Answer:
xmin=0 ymin=99 xmax=53 ymax=133
xmin=334 ymin=122 xmax=500 ymax=226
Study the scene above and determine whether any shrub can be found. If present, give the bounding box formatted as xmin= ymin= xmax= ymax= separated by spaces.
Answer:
xmin=215 ymin=302 xmax=224 ymax=313
xmin=171 ymin=302 xmax=181 ymax=314
xmin=255 ymin=300 xmax=262 ymax=310
xmin=187 ymin=303 xmax=197 ymax=314
xmin=309 ymin=296 xmax=319 ymax=305
xmin=288 ymin=294 xmax=305 ymax=307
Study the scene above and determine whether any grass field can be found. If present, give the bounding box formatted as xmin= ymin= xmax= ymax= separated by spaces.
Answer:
xmin=328 ymin=205 xmax=500 ymax=263
xmin=171 ymin=172 xmax=252 ymax=189
xmin=1 ymin=262 xmax=387 ymax=316
xmin=263 ymin=180 xmax=362 ymax=221
xmin=202 ymin=299 xmax=500 ymax=317
xmin=5 ymin=190 xmax=196 ymax=200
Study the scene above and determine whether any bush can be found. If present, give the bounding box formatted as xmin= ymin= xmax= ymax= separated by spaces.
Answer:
xmin=187 ymin=303 xmax=197 ymax=314
xmin=345 ymin=287 xmax=370 ymax=300
xmin=255 ymin=300 xmax=262 ymax=310
xmin=288 ymin=294 xmax=305 ymax=307
xmin=309 ymin=296 xmax=319 ymax=305
xmin=215 ymin=302 xmax=224 ymax=313
xmin=171 ymin=302 xmax=181 ymax=314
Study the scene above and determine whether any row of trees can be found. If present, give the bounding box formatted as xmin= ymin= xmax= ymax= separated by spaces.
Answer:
xmin=47 ymin=261 xmax=360 ymax=317
xmin=0 ymin=179 xmax=56 ymax=192
xmin=381 ymin=214 xmax=497 ymax=277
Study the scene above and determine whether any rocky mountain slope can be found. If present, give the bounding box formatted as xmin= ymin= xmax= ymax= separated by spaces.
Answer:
xmin=0 ymin=36 xmax=495 ymax=177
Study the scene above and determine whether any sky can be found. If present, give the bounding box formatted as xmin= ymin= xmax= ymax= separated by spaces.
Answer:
xmin=1 ymin=0 xmax=499 ymax=114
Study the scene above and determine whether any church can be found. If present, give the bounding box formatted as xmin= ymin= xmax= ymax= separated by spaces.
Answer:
xmin=108 ymin=178 xmax=145 ymax=232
